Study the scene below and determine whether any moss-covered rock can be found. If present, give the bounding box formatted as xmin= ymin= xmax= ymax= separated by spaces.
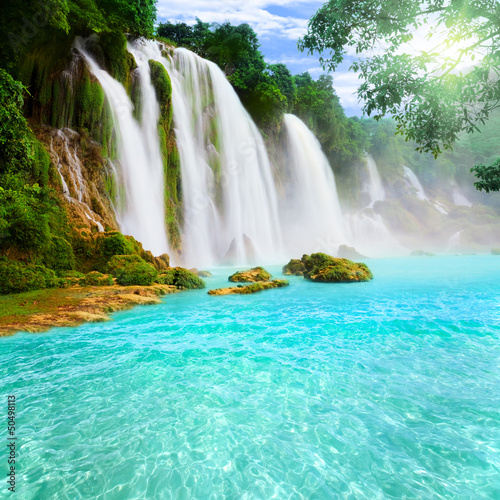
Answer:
xmin=0 ymin=258 xmax=60 ymax=294
xmin=491 ymin=248 xmax=500 ymax=255
xmin=282 ymin=259 xmax=306 ymax=276
xmin=156 ymin=267 xmax=205 ymax=289
xmin=208 ymin=279 xmax=289 ymax=296
xmin=300 ymin=253 xmax=373 ymax=283
xmin=81 ymin=271 xmax=114 ymax=286
xmin=283 ymin=253 xmax=373 ymax=284
xmin=107 ymin=255 xmax=158 ymax=286
xmin=228 ymin=266 xmax=272 ymax=283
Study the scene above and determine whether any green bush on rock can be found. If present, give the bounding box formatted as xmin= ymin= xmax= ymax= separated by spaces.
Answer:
xmin=81 ymin=271 xmax=113 ymax=287
xmin=285 ymin=253 xmax=373 ymax=283
xmin=156 ymin=268 xmax=205 ymax=289
xmin=107 ymin=255 xmax=158 ymax=286
xmin=282 ymin=259 xmax=306 ymax=276
xmin=228 ymin=267 xmax=272 ymax=282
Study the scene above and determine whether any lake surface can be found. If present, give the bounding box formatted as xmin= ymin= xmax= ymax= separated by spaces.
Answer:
xmin=2 ymin=256 xmax=499 ymax=499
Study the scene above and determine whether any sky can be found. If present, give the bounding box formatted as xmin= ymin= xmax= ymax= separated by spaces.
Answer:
xmin=155 ymin=0 xmax=364 ymax=116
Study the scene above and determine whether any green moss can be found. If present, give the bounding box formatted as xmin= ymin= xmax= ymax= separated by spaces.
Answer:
xmin=228 ymin=267 xmax=272 ymax=282
xmin=299 ymin=253 xmax=373 ymax=283
xmin=282 ymin=259 xmax=306 ymax=276
xmin=149 ymin=60 xmax=173 ymax=129
xmin=81 ymin=271 xmax=113 ymax=286
xmin=43 ymin=236 xmax=75 ymax=272
xmin=100 ymin=32 xmax=136 ymax=88
xmin=208 ymin=279 xmax=289 ymax=295
xmin=107 ymin=255 xmax=158 ymax=286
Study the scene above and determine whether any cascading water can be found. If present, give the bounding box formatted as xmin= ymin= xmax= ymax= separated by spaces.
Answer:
xmin=281 ymin=113 xmax=347 ymax=255
xmin=404 ymin=166 xmax=448 ymax=215
xmin=366 ymin=154 xmax=385 ymax=207
xmin=342 ymin=153 xmax=403 ymax=256
xmin=453 ymin=187 xmax=473 ymax=207
xmin=74 ymin=37 xmax=169 ymax=257
xmin=133 ymin=41 xmax=282 ymax=267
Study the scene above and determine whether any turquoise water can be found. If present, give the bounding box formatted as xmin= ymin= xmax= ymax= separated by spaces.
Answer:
xmin=1 ymin=256 xmax=500 ymax=499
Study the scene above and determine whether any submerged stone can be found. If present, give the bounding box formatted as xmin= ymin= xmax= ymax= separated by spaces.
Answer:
xmin=208 ymin=280 xmax=289 ymax=296
xmin=228 ymin=267 xmax=272 ymax=283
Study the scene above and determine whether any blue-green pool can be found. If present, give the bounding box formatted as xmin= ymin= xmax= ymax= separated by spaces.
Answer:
xmin=1 ymin=256 xmax=500 ymax=499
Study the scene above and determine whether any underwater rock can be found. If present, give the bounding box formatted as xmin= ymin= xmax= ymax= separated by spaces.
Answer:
xmin=337 ymin=245 xmax=367 ymax=260
xmin=282 ymin=259 xmax=306 ymax=276
xmin=285 ymin=253 xmax=373 ymax=283
xmin=208 ymin=280 xmax=289 ymax=296
xmin=228 ymin=267 xmax=272 ymax=283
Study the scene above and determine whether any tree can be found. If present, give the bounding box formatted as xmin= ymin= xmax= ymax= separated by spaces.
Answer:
xmin=299 ymin=0 xmax=500 ymax=190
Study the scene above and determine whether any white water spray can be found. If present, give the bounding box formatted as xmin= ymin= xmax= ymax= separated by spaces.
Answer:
xmin=75 ymin=37 xmax=169 ymax=256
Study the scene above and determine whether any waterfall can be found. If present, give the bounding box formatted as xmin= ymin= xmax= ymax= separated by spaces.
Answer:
xmin=404 ymin=166 xmax=428 ymax=201
xmin=74 ymin=37 xmax=169 ymax=257
xmin=281 ymin=114 xmax=347 ymax=255
xmin=453 ymin=187 xmax=473 ymax=207
xmin=132 ymin=41 xmax=282 ymax=267
xmin=365 ymin=154 xmax=385 ymax=207
xmin=404 ymin=166 xmax=448 ymax=215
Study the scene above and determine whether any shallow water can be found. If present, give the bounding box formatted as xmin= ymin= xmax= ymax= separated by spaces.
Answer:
xmin=2 ymin=256 xmax=500 ymax=499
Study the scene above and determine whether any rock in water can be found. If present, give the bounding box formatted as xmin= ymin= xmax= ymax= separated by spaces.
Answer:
xmin=284 ymin=253 xmax=373 ymax=283
xmin=282 ymin=259 xmax=306 ymax=276
xmin=228 ymin=267 xmax=272 ymax=283
xmin=337 ymin=245 xmax=367 ymax=260
xmin=208 ymin=280 xmax=289 ymax=296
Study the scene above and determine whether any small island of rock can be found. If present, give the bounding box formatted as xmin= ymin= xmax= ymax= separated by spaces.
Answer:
xmin=283 ymin=253 xmax=373 ymax=283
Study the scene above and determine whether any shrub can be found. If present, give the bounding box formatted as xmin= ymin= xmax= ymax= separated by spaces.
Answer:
xmin=82 ymin=271 xmax=113 ymax=286
xmin=0 ymin=258 xmax=59 ymax=294
xmin=155 ymin=267 xmax=205 ymax=289
xmin=107 ymin=255 xmax=158 ymax=286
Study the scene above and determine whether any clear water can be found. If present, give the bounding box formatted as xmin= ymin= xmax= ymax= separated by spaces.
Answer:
xmin=2 ymin=256 xmax=499 ymax=499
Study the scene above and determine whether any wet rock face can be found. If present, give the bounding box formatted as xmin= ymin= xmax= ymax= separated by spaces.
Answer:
xmin=337 ymin=245 xmax=367 ymax=261
xmin=228 ymin=267 xmax=272 ymax=283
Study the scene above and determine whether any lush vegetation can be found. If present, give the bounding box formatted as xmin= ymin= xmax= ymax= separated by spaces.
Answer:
xmin=299 ymin=0 xmax=500 ymax=191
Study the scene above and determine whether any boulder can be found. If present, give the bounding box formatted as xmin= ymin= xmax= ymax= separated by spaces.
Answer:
xmin=337 ymin=245 xmax=367 ymax=260
xmin=282 ymin=259 xmax=306 ymax=276
xmin=284 ymin=253 xmax=373 ymax=283
xmin=228 ymin=266 xmax=271 ymax=283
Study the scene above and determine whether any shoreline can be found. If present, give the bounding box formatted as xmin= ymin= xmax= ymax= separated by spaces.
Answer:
xmin=0 ymin=284 xmax=179 ymax=337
